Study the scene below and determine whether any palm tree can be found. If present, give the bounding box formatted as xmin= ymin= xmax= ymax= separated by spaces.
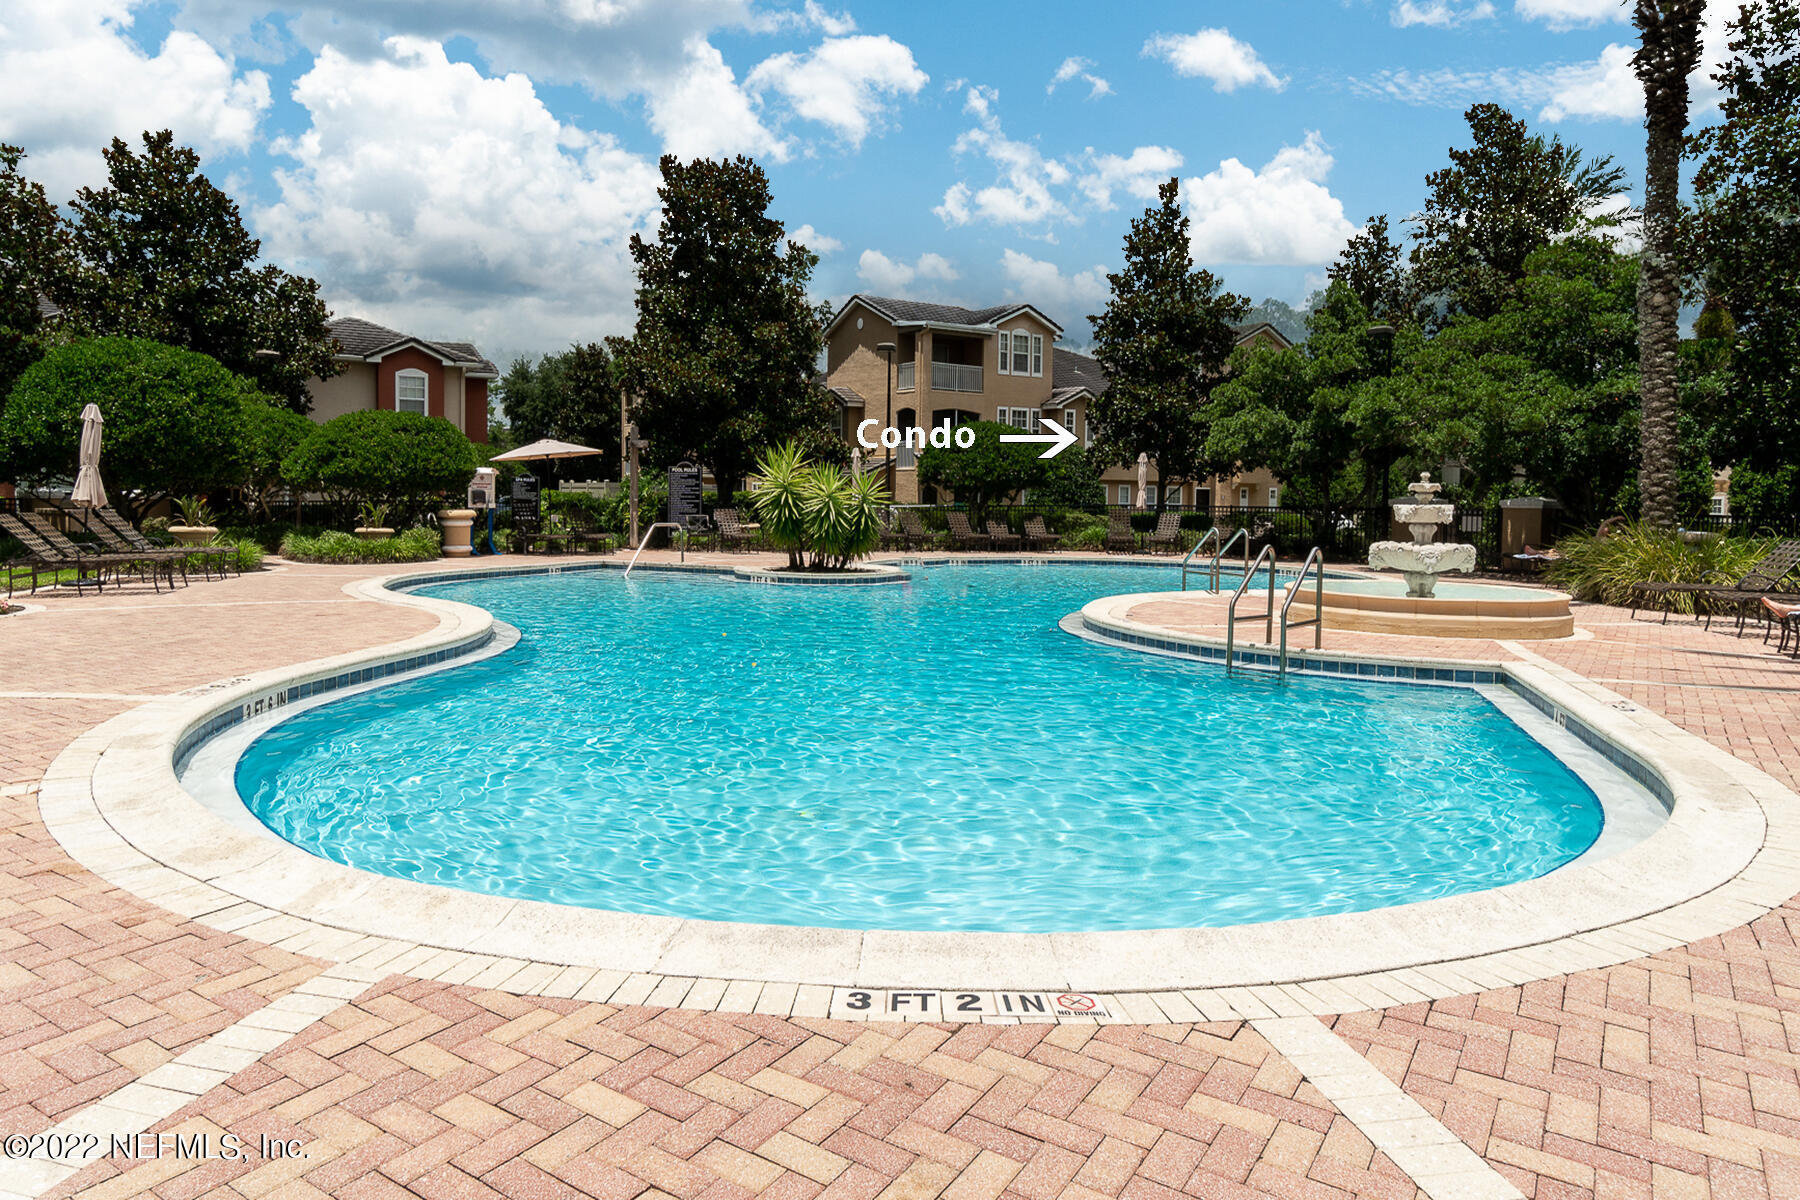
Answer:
xmin=1632 ymin=1 xmax=1706 ymax=528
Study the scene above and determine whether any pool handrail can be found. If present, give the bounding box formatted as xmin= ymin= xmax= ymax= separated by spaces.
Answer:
xmin=1224 ymin=543 xmax=1278 ymax=673
xmin=1277 ymin=546 xmax=1326 ymax=679
xmin=624 ymin=522 xmax=686 ymax=578
xmin=1181 ymin=526 xmax=1250 ymax=593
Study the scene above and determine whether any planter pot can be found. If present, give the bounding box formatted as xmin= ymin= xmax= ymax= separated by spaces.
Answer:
xmin=354 ymin=527 xmax=394 ymax=542
xmin=439 ymin=509 xmax=476 ymax=558
xmin=168 ymin=525 xmax=218 ymax=546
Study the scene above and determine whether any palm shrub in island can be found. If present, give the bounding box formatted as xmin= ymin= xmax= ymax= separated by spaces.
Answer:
xmin=1548 ymin=522 xmax=1776 ymax=611
xmin=750 ymin=441 xmax=889 ymax=570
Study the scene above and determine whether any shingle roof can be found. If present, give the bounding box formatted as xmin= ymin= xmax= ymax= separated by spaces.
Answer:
xmin=828 ymin=385 xmax=866 ymax=409
xmin=833 ymin=294 xmax=1064 ymax=335
xmin=1051 ymin=347 xmax=1108 ymax=397
xmin=327 ymin=317 xmax=497 ymax=377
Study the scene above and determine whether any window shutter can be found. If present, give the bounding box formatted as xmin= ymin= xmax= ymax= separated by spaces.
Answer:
xmin=1032 ymin=335 xmax=1043 ymax=377
xmin=997 ymin=332 xmax=1010 ymax=374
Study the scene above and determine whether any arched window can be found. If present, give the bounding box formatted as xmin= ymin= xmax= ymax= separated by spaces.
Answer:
xmin=395 ymin=368 xmax=428 ymax=415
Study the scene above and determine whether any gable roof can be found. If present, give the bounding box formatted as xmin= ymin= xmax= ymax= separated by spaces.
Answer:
xmin=327 ymin=316 xmax=499 ymax=378
xmin=827 ymin=294 xmax=1064 ymax=337
xmin=1230 ymin=320 xmax=1295 ymax=351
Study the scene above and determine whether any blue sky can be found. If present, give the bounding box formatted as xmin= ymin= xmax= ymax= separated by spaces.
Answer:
xmin=3 ymin=2 xmax=1731 ymax=366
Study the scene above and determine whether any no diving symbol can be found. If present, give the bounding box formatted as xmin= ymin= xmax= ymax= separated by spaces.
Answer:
xmin=1057 ymin=993 xmax=1097 ymax=1012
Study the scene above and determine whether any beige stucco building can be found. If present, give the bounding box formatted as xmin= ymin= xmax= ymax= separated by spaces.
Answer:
xmin=305 ymin=317 xmax=498 ymax=442
xmin=822 ymin=294 xmax=1293 ymax=508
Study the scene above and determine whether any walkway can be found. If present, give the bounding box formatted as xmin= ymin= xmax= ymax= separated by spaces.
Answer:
xmin=1 ymin=553 xmax=1796 ymax=1200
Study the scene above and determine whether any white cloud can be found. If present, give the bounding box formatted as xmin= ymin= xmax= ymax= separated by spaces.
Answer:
xmin=646 ymin=38 xmax=788 ymax=161
xmin=1077 ymin=145 xmax=1184 ymax=210
xmin=1142 ymin=28 xmax=1284 ymax=93
xmin=1184 ymin=132 xmax=1358 ymax=265
xmin=1514 ymin=0 xmax=1628 ymax=30
xmin=1047 ymin=56 xmax=1112 ymax=99
xmin=1391 ymin=1 xmax=1497 ymax=29
xmin=258 ymin=37 xmax=663 ymax=351
xmin=789 ymin=224 xmax=842 ymax=254
xmin=0 ymin=0 xmax=271 ymax=197
xmin=999 ymin=250 xmax=1110 ymax=316
xmin=935 ymin=85 xmax=1072 ymax=228
xmin=856 ymin=249 xmax=958 ymax=292
xmin=1537 ymin=44 xmax=1639 ymax=120
xmin=746 ymin=34 xmax=928 ymax=147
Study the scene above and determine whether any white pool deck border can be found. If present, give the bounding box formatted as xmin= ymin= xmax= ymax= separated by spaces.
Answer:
xmin=32 ymin=558 xmax=1800 ymax=1026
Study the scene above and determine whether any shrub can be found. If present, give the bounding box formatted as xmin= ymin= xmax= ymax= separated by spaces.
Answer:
xmin=1061 ymin=521 xmax=1107 ymax=550
xmin=1548 ymin=522 xmax=1775 ymax=611
xmin=279 ymin=525 xmax=441 ymax=564
xmin=0 ymin=337 xmax=253 ymax=511
xmin=750 ymin=441 xmax=888 ymax=569
xmin=222 ymin=538 xmax=265 ymax=572
xmin=283 ymin=410 xmax=478 ymax=519
xmin=237 ymin=397 xmax=313 ymax=519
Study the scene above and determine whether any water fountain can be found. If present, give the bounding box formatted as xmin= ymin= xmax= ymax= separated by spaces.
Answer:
xmin=1367 ymin=473 xmax=1476 ymax=598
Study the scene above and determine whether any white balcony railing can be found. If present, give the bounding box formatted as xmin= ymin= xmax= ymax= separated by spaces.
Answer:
xmin=931 ymin=362 xmax=984 ymax=393
xmin=896 ymin=361 xmax=915 ymax=391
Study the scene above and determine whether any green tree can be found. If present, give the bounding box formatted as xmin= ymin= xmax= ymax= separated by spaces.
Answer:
xmin=1633 ymin=0 xmax=1707 ymax=528
xmin=1411 ymin=105 xmax=1626 ymax=324
xmin=0 ymin=338 xmax=250 ymax=516
xmin=1328 ymin=215 xmax=1408 ymax=320
xmin=236 ymin=397 xmax=314 ymax=519
xmin=55 ymin=131 xmax=337 ymax=409
xmin=1087 ymin=177 xmax=1249 ymax=512
xmin=914 ymin=421 xmax=1092 ymax=520
xmin=1690 ymin=0 xmax=1800 ymax=503
xmin=282 ymin=410 xmax=480 ymax=519
xmin=500 ymin=342 xmax=619 ymax=479
xmin=0 ymin=145 xmax=69 ymax=413
xmin=609 ymin=156 xmax=840 ymax=495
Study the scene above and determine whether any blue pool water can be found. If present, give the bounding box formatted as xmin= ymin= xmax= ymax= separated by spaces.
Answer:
xmin=235 ymin=563 xmax=1603 ymax=932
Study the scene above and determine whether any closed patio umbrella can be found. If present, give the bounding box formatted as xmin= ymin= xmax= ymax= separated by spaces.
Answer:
xmin=1135 ymin=453 xmax=1148 ymax=510
xmin=72 ymin=403 xmax=107 ymax=509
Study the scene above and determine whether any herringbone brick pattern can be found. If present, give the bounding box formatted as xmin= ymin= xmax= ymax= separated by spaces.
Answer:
xmin=1329 ymin=894 xmax=1800 ymax=1200
xmin=44 ymin=980 xmax=1425 ymax=1200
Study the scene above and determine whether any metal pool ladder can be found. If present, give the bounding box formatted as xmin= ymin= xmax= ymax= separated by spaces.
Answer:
xmin=1224 ymin=544 xmax=1277 ymax=672
xmin=1277 ymin=547 xmax=1326 ymax=679
xmin=1181 ymin=526 xmax=1250 ymax=592
xmin=624 ymin=522 xmax=685 ymax=578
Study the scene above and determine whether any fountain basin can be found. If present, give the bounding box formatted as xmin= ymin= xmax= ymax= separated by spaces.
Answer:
xmin=1286 ymin=576 xmax=1574 ymax=639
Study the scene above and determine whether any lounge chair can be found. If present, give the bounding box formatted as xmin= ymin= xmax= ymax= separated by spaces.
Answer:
xmin=896 ymin=508 xmax=931 ymax=549
xmin=1022 ymin=516 xmax=1057 ymax=552
xmin=0 ymin=512 xmax=144 ymax=594
xmin=1146 ymin=511 xmax=1182 ymax=554
xmin=982 ymin=517 xmax=1022 ymax=552
xmin=1762 ymin=597 xmax=1800 ymax=657
xmin=1103 ymin=512 xmax=1137 ymax=553
xmin=24 ymin=511 xmax=183 ymax=591
xmin=713 ymin=507 xmax=760 ymax=551
xmin=1630 ymin=539 xmax=1800 ymax=626
xmin=945 ymin=512 xmax=991 ymax=550
xmin=90 ymin=507 xmax=214 ymax=582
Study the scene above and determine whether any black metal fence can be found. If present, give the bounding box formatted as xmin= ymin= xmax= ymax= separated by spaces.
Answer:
xmin=890 ymin=504 xmax=1395 ymax=561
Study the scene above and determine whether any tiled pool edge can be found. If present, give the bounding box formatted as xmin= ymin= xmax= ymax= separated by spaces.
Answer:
xmin=29 ymin=561 xmax=1800 ymax=1024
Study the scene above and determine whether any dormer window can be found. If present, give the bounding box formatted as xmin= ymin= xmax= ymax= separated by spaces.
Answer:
xmin=395 ymin=369 xmax=428 ymax=415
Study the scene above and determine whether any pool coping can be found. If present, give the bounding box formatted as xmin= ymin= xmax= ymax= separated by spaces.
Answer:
xmin=33 ymin=558 xmax=1800 ymax=1024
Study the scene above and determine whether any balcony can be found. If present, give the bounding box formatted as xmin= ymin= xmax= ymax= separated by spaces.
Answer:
xmin=896 ymin=361 xmax=915 ymax=392
xmin=931 ymin=362 xmax=984 ymax=393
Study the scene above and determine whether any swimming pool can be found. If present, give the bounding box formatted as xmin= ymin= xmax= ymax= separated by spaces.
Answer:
xmin=234 ymin=563 xmax=1604 ymax=933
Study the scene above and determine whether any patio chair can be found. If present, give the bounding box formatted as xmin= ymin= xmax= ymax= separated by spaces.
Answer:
xmin=714 ymin=508 xmax=760 ymax=551
xmin=1762 ymin=596 xmax=1800 ymax=657
xmin=1146 ymin=511 xmax=1182 ymax=554
xmin=89 ymin=507 xmax=202 ymax=583
xmin=945 ymin=511 xmax=991 ymax=550
xmin=0 ymin=512 xmax=142 ymax=594
xmin=1103 ymin=512 xmax=1137 ymax=553
xmin=24 ymin=511 xmax=183 ymax=591
xmin=94 ymin=507 xmax=233 ymax=579
xmin=1022 ymin=516 xmax=1057 ymax=552
xmin=895 ymin=508 xmax=931 ymax=550
xmin=1629 ymin=539 xmax=1800 ymax=627
xmin=982 ymin=517 xmax=1022 ymax=552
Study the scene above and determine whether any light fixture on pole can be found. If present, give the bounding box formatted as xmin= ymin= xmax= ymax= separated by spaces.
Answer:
xmin=876 ymin=342 xmax=897 ymax=496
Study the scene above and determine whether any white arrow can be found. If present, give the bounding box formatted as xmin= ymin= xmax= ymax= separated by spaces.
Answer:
xmin=998 ymin=416 xmax=1078 ymax=459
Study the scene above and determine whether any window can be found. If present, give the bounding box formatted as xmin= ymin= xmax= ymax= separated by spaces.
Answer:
xmin=996 ymin=407 xmax=1032 ymax=430
xmin=1165 ymin=485 xmax=1183 ymax=507
xmin=1268 ymin=486 xmax=1280 ymax=508
xmin=395 ymin=369 xmax=428 ymax=415
xmin=1031 ymin=334 xmax=1043 ymax=377
xmin=997 ymin=332 xmax=1011 ymax=375
xmin=1146 ymin=485 xmax=1159 ymax=506
xmin=1238 ymin=486 xmax=1250 ymax=507
xmin=1008 ymin=329 xmax=1036 ymax=375
xmin=1117 ymin=484 xmax=1131 ymax=505
xmin=1711 ymin=493 xmax=1728 ymax=517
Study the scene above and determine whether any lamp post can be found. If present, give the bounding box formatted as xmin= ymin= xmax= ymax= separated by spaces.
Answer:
xmin=876 ymin=342 xmax=897 ymax=496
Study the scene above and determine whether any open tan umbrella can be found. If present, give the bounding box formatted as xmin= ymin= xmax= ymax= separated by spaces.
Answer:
xmin=72 ymin=403 xmax=107 ymax=509
xmin=488 ymin=438 xmax=605 ymax=463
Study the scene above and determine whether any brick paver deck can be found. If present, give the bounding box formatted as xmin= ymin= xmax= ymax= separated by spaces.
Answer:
xmin=3 ymin=552 xmax=1798 ymax=1199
